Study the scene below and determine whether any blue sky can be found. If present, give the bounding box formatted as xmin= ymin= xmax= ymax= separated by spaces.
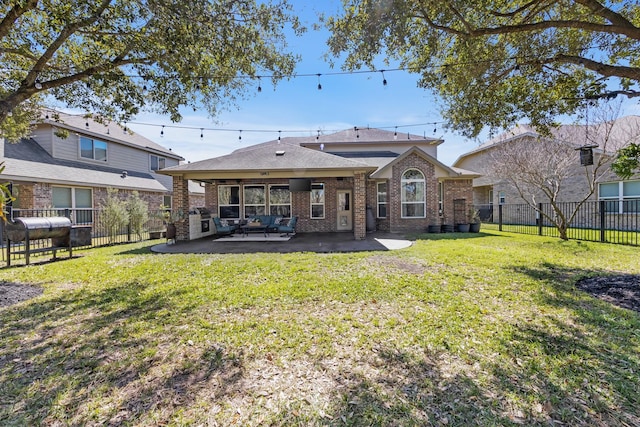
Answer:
xmin=125 ymin=1 xmax=640 ymax=167
xmin=125 ymin=1 xmax=480 ymax=166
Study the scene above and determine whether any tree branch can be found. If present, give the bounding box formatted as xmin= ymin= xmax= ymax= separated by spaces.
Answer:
xmin=0 ymin=0 xmax=38 ymax=41
xmin=489 ymin=0 xmax=542 ymax=18
xmin=554 ymin=54 xmax=640 ymax=81
xmin=574 ymin=0 xmax=639 ymax=30
xmin=25 ymin=0 xmax=113 ymax=86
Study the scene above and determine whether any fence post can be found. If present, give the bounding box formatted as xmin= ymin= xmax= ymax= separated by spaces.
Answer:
xmin=599 ymin=200 xmax=606 ymax=243
xmin=498 ymin=204 xmax=503 ymax=231
xmin=538 ymin=203 xmax=543 ymax=236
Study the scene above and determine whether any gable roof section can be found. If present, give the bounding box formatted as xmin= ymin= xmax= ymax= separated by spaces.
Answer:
xmin=3 ymin=138 xmax=169 ymax=192
xmin=371 ymin=146 xmax=480 ymax=179
xmin=159 ymin=141 xmax=376 ymax=175
xmin=41 ymin=111 xmax=184 ymax=160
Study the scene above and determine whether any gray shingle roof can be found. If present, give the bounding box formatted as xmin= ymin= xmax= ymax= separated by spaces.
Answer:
xmin=293 ymin=127 xmax=442 ymax=145
xmin=3 ymin=138 xmax=169 ymax=191
xmin=160 ymin=141 xmax=376 ymax=174
xmin=457 ymin=116 xmax=640 ymax=163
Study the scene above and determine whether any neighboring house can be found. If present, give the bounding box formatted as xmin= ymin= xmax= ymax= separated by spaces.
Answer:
xmin=452 ymin=116 xmax=640 ymax=216
xmin=0 ymin=111 xmax=204 ymax=218
xmin=159 ymin=127 xmax=479 ymax=240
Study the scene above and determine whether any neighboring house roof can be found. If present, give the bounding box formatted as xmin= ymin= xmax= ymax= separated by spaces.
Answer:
xmin=453 ymin=116 xmax=640 ymax=166
xmin=3 ymin=138 xmax=168 ymax=192
xmin=296 ymin=127 xmax=443 ymax=146
xmin=370 ymin=146 xmax=480 ymax=179
xmin=159 ymin=141 xmax=376 ymax=176
xmin=41 ymin=111 xmax=184 ymax=160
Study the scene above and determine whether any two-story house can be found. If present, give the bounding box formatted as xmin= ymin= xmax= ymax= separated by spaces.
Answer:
xmin=159 ymin=127 xmax=479 ymax=240
xmin=452 ymin=116 xmax=640 ymax=213
xmin=1 ymin=111 xmax=204 ymax=215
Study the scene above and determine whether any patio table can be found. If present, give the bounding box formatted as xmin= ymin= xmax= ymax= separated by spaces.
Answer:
xmin=240 ymin=224 xmax=269 ymax=237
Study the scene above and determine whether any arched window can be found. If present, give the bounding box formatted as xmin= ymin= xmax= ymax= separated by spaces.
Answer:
xmin=401 ymin=169 xmax=426 ymax=218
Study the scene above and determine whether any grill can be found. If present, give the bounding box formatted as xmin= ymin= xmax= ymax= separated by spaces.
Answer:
xmin=5 ymin=217 xmax=73 ymax=266
xmin=194 ymin=207 xmax=211 ymax=219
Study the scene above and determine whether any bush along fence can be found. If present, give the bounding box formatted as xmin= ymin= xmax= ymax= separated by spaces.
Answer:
xmin=475 ymin=199 xmax=640 ymax=246
xmin=1 ymin=208 xmax=170 ymax=266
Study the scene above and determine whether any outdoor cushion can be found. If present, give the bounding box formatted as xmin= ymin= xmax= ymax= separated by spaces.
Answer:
xmin=213 ymin=217 xmax=237 ymax=235
xmin=276 ymin=216 xmax=297 ymax=235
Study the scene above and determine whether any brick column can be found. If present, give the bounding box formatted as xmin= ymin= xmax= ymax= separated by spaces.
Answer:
xmin=172 ymin=175 xmax=190 ymax=241
xmin=353 ymin=172 xmax=367 ymax=240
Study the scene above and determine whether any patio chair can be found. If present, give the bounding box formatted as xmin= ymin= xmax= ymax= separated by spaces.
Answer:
xmin=276 ymin=216 xmax=297 ymax=236
xmin=213 ymin=217 xmax=237 ymax=236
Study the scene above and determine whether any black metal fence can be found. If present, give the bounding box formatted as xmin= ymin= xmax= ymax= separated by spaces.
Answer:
xmin=1 ymin=208 xmax=169 ymax=266
xmin=475 ymin=199 xmax=640 ymax=246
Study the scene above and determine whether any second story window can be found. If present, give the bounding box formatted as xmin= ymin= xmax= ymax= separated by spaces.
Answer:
xmin=80 ymin=136 xmax=107 ymax=161
xmin=150 ymin=154 xmax=166 ymax=171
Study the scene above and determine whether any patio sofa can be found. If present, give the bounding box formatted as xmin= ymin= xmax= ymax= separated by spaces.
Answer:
xmin=212 ymin=217 xmax=238 ymax=236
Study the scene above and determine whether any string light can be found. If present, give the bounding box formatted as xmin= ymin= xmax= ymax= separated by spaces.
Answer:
xmin=238 ymin=130 xmax=242 ymax=141
xmin=317 ymin=74 xmax=322 ymax=90
xmin=257 ymin=76 xmax=262 ymax=93
xmin=381 ymin=70 xmax=387 ymax=86
xmin=278 ymin=130 xmax=281 ymax=142
xmin=125 ymin=120 xmax=445 ymax=139
xmin=200 ymin=128 xmax=203 ymax=138
xmin=35 ymin=80 xmax=42 ymax=90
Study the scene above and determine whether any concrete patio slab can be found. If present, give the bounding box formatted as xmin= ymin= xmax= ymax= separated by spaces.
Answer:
xmin=150 ymin=232 xmax=413 ymax=254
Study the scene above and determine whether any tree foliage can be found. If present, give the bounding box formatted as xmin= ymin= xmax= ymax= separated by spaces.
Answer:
xmin=126 ymin=190 xmax=148 ymax=241
xmin=612 ymin=143 xmax=640 ymax=179
xmin=0 ymin=162 xmax=15 ymax=221
xmin=101 ymin=188 xmax=128 ymax=243
xmin=327 ymin=0 xmax=640 ymax=137
xmin=0 ymin=0 xmax=301 ymax=140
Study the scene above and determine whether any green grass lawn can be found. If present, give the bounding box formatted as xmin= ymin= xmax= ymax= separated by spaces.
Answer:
xmin=1 ymin=231 xmax=639 ymax=426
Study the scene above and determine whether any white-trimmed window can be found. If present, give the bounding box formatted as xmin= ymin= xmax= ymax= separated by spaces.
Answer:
xmin=52 ymin=186 xmax=93 ymax=223
xmin=150 ymin=154 xmax=166 ymax=171
xmin=243 ymin=185 xmax=266 ymax=217
xmin=401 ymin=169 xmax=425 ymax=218
xmin=310 ymin=183 xmax=325 ymax=219
xmin=599 ymin=181 xmax=640 ymax=213
xmin=80 ymin=136 xmax=107 ymax=161
xmin=498 ymin=191 xmax=506 ymax=204
xmin=218 ymin=185 xmax=240 ymax=219
xmin=269 ymin=185 xmax=291 ymax=217
xmin=377 ymin=182 xmax=387 ymax=218
xmin=162 ymin=195 xmax=172 ymax=209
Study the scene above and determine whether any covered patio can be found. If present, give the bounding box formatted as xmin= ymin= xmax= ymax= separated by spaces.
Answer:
xmin=159 ymin=142 xmax=377 ymax=242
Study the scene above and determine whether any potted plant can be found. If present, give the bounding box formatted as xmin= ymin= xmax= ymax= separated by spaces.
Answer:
xmin=456 ymin=222 xmax=470 ymax=232
xmin=160 ymin=206 xmax=185 ymax=241
xmin=469 ymin=208 xmax=481 ymax=233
